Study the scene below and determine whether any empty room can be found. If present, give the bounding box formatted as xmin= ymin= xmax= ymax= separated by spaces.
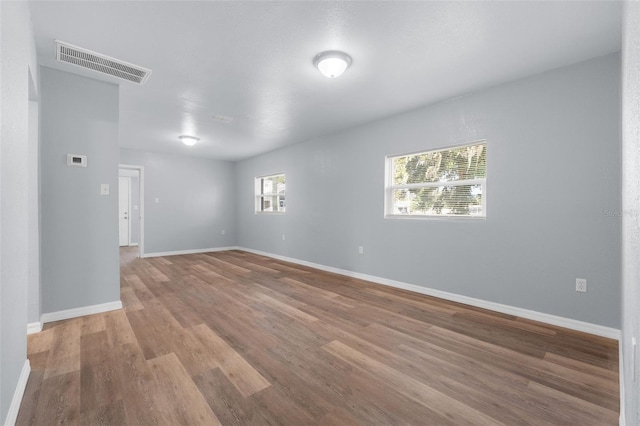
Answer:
xmin=1 ymin=1 xmax=640 ymax=425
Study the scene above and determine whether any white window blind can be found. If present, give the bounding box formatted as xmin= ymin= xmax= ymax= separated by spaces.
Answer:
xmin=385 ymin=142 xmax=486 ymax=218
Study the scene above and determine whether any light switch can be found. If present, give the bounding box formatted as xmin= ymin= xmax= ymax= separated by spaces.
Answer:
xmin=155 ymin=197 xmax=160 ymax=204
xmin=100 ymin=184 xmax=110 ymax=195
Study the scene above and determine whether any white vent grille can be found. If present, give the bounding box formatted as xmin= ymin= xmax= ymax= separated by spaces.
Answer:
xmin=55 ymin=41 xmax=151 ymax=85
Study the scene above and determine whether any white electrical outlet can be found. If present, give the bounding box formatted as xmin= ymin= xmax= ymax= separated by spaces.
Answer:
xmin=282 ymin=234 xmax=286 ymax=241
xmin=576 ymin=278 xmax=587 ymax=293
xmin=358 ymin=246 xmax=364 ymax=255
xmin=221 ymin=229 xmax=225 ymax=235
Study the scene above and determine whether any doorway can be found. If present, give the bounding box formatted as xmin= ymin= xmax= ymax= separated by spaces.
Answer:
xmin=118 ymin=165 xmax=144 ymax=257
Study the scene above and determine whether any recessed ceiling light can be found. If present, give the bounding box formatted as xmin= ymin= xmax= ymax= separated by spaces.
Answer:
xmin=313 ymin=51 xmax=352 ymax=78
xmin=178 ymin=135 xmax=199 ymax=146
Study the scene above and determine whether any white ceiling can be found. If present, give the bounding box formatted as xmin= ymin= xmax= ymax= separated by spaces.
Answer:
xmin=29 ymin=1 xmax=622 ymax=161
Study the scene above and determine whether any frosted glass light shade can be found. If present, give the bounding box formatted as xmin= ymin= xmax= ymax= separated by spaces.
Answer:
xmin=313 ymin=51 xmax=352 ymax=78
xmin=179 ymin=135 xmax=199 ymax=146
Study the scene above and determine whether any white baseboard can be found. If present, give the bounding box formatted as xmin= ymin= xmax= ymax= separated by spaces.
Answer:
xmin=40 ymin=300 xmax=123 ymax=324
xmin=143 ymin=246 xmax=238 ymax=258
xmin=129 ymin=243 xmax=139 ymax=247
xmin=237 ymin=247 xmax=621 ymax=340
xmin=26 ymin=322 xmax=42 ymax=335
xmin=4 ymin=359 xmax=30 ymax=426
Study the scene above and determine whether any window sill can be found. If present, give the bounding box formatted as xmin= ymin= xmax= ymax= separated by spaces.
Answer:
xmin=384 ymin=214 xmax=486 ymax=221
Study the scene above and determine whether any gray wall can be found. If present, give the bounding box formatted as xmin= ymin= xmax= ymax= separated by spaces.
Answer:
xmin=40 ymin=67 xmax=120 ymax=314
xmin=28 ymin=100 xmax=40 ymax=324
xmin=236 ymin=53 xmax=621 ymax=328
xmin=621 ymin=2 xmax=640 ymax=423
xmin=0 ymin=1 xmax=38 ymax=422
xmin=119 ymin=149 xmax=236 ymax=254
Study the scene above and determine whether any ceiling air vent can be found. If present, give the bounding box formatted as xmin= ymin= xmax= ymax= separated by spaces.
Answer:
xmin=55 ymin=40 xmax=151 ymax=85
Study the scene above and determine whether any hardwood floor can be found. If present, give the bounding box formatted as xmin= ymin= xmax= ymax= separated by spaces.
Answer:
xmin=17 ymin=248 xmax=619 ymax=425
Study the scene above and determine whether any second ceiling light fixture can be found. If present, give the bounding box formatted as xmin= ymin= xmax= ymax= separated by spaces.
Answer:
xmin=313 ymin=51 xmax=352 ymax=78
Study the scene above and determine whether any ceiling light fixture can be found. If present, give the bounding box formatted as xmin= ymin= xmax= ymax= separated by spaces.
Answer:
xmin=179 ymin=135 xmax=200 ymax=146
xmin=313 ymin=51 xmax=352 ymax=78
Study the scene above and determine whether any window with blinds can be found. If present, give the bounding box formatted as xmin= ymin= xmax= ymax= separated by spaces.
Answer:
xmin=385 ymin=142 xmax=486 ymax=218
xmin=255 ymin=173 xmax=286 ymax=213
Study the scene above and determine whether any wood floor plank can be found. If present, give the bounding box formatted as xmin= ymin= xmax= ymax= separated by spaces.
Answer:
xmin=43 ymin=319 xmax=81 ymax=379
xmin=146 ymin=266 xmax=170 ymax=282
xmin=112 ymin=343 xmax=164 ymax=426
xmin=363 ymin=287 xmax=458 ymax=315
xmin=393 ymin=343 xmax=561 ymax=425
xmin=156 ymin=291 xmax=204 ymax=328
xmin=192 ymin=262 xmax=231 ymax=280
xmin=15 ymin=368 xmax=45 ymax=426
xmin=17 ymin=247 xmax=619 ymax=425
xmin=189 ymin=323 xmax=271 ymax=397
xmin=429 ymin=325 xmax=620 ymax=396
xmin=30 ymin=371 xmax=80 ymax=426
xmin=79 ymin=314 xmax=107 ymax=336
xmin=193 ymin=367 xmax=274 ymax=426
xmin=526 ymin=380 xmax=618 ymax=425
xmin=543 ymin=351 xmax=619 ymax=380
xmin=254 ymin=293 xmax=319 ymax=323
xmin=322 ymin=340 xmax=504 ymax=426
xmin=258 ymin=334 xmax=452 ymax=425
xmin=121 ymin=286 xmax=144 ymax=312
xmin=80 ymin=400 xmax=126 ymax=426
xmin=104 ymin=309 xmax=139 ymax=347
xmin=123 ymin=274 xmax=157 ymax=306
xmin=80 ymin=331 xmax=123 ymax=415
xmin=148 ymin=353 xmax=222 ymax=425
xmin=27 ymin=328 xmax=54 ymax=355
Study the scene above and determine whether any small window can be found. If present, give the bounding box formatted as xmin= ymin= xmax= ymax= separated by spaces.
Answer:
xmin=255 ymin=173 xmax=286 ymax=213
xmin=385 ymin=141 xmax=486 ymax=218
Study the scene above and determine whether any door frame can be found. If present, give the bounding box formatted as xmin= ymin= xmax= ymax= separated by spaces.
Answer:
xmin=119 ymin=164 xmax=145 ymax=258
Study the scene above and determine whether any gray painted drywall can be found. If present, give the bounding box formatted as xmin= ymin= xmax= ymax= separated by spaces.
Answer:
xmin=40 ymin=67 xmax=120 ymax=314
xmin=0 ymin=1 xmax=38 ymax=422
xmin=236 ymin=53 xmax=621 ymax=328
xmin=28 ymin=100 xmax=40 ymax=324
xmin=119 ymin=149 xmax=236 ymax=254
xmin=622 ymin=2 xmax=640 ymax=423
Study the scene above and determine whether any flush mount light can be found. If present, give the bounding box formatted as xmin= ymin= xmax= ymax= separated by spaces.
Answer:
xmin=179 ymin=135 xmax=199 ymax=146
xmin=313 ymin=51 xmax=352 ymax=78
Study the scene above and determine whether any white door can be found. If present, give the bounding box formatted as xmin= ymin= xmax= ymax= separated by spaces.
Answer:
xmin=119 ymin=176 xmax=131 ymax=246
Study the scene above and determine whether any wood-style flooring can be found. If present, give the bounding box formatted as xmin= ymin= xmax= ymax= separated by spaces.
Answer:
xmin=17 ymin=247 xmax=619 ymax=425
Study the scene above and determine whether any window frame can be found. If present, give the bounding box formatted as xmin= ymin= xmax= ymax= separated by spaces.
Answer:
xmin=384 ymin=141 xmax=487 ymax=220
xmin=255 ymin=173 xmax=286 ymax=214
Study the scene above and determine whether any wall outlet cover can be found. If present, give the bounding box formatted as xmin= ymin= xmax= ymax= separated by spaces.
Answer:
xmin=576 ymin=278 xmax=587 ymax=293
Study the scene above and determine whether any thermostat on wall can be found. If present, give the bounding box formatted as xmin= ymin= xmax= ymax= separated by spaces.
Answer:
xmin=67 ymin=154 xmax=87 ymax=167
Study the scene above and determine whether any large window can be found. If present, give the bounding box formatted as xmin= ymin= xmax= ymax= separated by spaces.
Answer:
xmin=385 ymin=141 xmax=486 ymax=218
xmin=255 ymin=173 xmax=286 ymax=213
